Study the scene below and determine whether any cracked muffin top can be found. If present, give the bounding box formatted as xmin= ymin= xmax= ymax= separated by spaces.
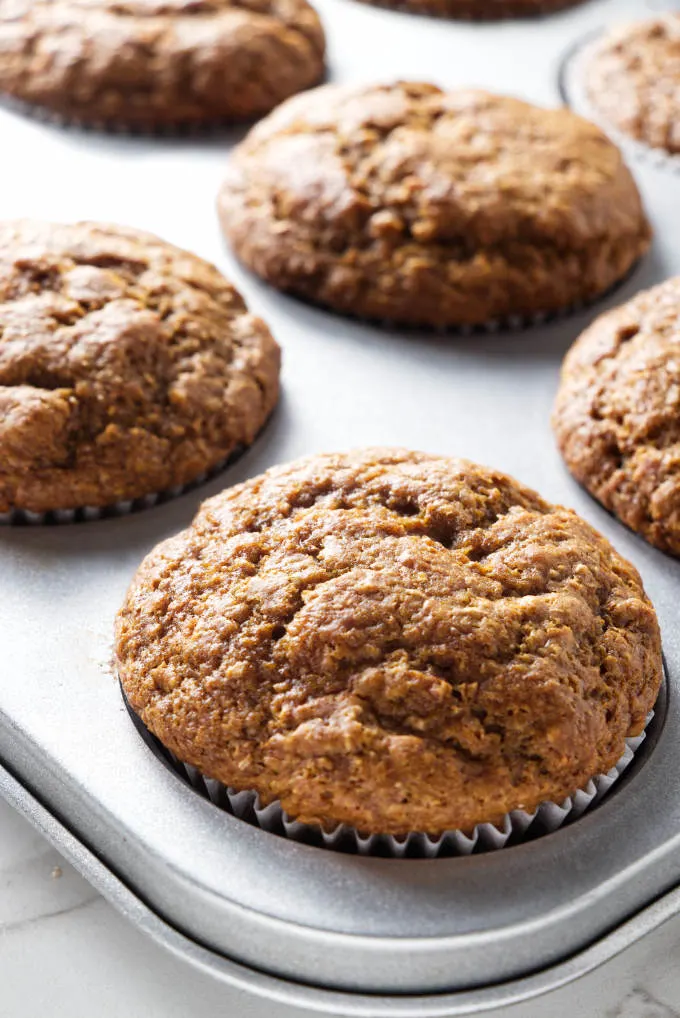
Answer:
xmin=116 ymin=448 xmax=662 ymax=835
xmin=554 ymin=277 xmax=680 ymax=557
xmin=218 ymin=82 xmax=651 ymax=328
xmin=0 ymin=0 xmax=325 ymax=126
xmin=0 ymin=220 xmax=280 ymax=514
xmin=584 ymin=16 xmax=680 ymax=155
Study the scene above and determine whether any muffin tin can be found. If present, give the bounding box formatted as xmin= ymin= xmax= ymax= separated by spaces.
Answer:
xmin=1 ymin=0 xmax=679 ymax=1013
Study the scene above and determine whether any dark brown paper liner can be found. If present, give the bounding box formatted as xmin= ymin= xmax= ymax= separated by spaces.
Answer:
xmin=0 ymin=446 xmax=243 ymax=526
xmin=240 ymin=253 xmax=646 ymax=337
xmin=0 ymin=91 xmax=249 ymax=138
xmin=351 ymin=0 xmax=588 ymax=22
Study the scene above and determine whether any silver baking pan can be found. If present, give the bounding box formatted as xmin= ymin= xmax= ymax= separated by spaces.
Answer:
xmin=1 ymin=0 xmax=679 ymax=1013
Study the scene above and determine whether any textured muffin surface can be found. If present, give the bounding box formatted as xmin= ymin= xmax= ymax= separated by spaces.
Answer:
xmin=584 ymin=16 xmax=680 ymax=155
xmin=0 ymin=220 xmax=280 ymax=513
xmin=116 ymin=449 xmax=662 ymax=835
xmin=218 ymin=83 xmax=651 ymax=327
xmin=0 ymin=0 xmax=325 ymax=125
xmin=355 ymin=0 xmax=585 ymax=19
xmin=554 ymin=278 xmax=680 ymax=557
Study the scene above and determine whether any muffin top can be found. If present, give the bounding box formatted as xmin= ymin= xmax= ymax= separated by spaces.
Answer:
xmin=116 ymin=448 xmax=662 ymax=835
xmin=554 ymin=277 xmax=680 ymax=557
xmin=0 ymin=220 xmax=280 ymax=514
xmin=584 ymin=16 xmax=680 ymax=155
xmin=0 ymin=0 xmax=325 ymax=125
xmin=218 ymin=83 xmax=650 ymax=327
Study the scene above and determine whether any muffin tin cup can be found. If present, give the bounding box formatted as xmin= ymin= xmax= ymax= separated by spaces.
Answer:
xmin=0 ymin=449 xmax=240 ymax=526
xmin=559 ymin=30 xmax=680 ymax=175
xmin=127 ymin=695 xmax=652 ymax=859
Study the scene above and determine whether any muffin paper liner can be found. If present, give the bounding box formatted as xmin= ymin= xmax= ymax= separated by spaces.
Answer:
xmin=0 ymin=92 xmax=248 ymax=138
xmin=125 ymin=691 xmax=652 ymax=858
xmin=354 ymin=0 xmax=586 ymax=21
xmin=269 ymin=254 xmax=645 ymax=339
xmin=559 ymin=29 xmax=680 ymax=175
xmin=0 ymin=449 xmax=240 ymax=526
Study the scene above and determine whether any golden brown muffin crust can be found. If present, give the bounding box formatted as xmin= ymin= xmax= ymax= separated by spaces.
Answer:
xmin=0 ymin=0 xmax=325 ymax=126
xmin=584 ymin=16 xmax=680 ymax=155
xmin=0 ymin=220 xmax=280 ymax=513
xmin=553 ymin=277 xmax=680 ymax=557
xmin=116 ymin=449 xmax=662 ymax=835
xmin=218 ymin=83 xmax=651 ymax=327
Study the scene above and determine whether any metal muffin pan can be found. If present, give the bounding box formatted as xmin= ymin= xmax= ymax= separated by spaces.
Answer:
xmin=1 ymin=0 xmax=679 ymax=1013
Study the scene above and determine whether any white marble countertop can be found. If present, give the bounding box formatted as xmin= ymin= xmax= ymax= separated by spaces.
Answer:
xmin=1 ymin=794 xmax=680 ymax=1018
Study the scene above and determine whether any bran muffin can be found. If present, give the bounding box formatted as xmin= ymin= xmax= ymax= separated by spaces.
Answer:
xmin=0 ymin=220 xmax=280 ymax=515
xmin=584 ymin=16 xmax=680 ymax=156
xmin=115 ymin=449 xmax=662 ymax=836
xmin=217 ymin=83 xmax=651 ymax=328
xmin=554 ymin=277 xmax=680 ymax=557
xmin=355 ymin=0 xmax=585 ymax=20
xmin=0 ymin=0 xmax=326 ymax=128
